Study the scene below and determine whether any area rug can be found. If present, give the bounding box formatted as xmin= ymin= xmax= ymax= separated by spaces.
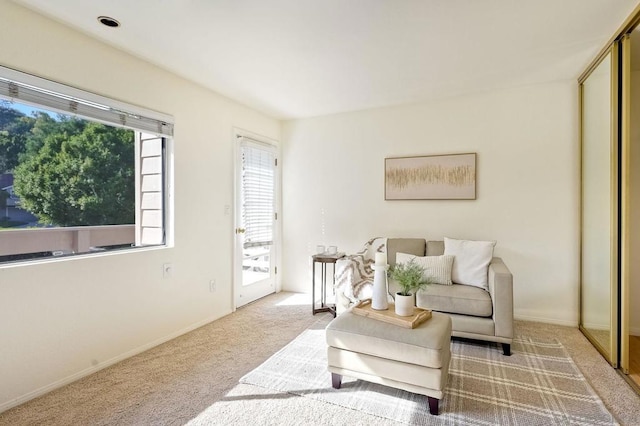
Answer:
xmin=240 ymin=328 xmax=618 ymax=425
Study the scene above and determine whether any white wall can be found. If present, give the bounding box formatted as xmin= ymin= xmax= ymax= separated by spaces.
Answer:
xmin=0 ymin=1 xmax=280 ymax=411
xmin=282 ymin=81 xmax=580 ymax=326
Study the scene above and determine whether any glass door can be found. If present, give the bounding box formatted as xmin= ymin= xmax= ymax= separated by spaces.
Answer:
xmin=234 ymin=135 xmax=277 ymax=308
xmin=579 ymin=46 xmax=619 ymax=366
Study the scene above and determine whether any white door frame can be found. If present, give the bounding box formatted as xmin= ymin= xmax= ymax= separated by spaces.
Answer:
xmin=232 ymin=128 xmax=281 ymax=309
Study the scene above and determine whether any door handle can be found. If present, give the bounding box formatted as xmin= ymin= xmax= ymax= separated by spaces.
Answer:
xmin=235 ymin=228 xmax=246 ymax=234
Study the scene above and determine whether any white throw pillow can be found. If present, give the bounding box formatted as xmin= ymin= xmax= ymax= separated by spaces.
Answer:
xmin=443 ymin=237 xmax=496 ymax=290
xmin=395 ymin=252 xmax=454 ymax=285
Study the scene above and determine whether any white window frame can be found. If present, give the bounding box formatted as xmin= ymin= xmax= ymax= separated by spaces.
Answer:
xmin=0 ymin=65 xmax=174 ymax=264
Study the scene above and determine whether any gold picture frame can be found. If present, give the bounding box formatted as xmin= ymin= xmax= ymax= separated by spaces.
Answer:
xmin=384 ymin=153 xmax=477 ymax=200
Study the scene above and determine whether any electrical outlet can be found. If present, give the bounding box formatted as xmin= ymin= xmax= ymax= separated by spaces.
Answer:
xmin=163 ymin=263 xmax=173 ymax=278
xmin=209 ymin=279 xmax=216 ymax=292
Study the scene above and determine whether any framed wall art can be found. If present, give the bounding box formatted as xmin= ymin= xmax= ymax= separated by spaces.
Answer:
xmin=385 ymin=153 xmax=476 ymax=200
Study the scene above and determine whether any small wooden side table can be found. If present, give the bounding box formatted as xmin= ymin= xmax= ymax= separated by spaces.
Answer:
xmin=312 ymin=253 xmax=345 ymax=317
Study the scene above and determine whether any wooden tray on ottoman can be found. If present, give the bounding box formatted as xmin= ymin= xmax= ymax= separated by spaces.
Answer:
xmin=352 ymin=299 xmax=432 ymax=329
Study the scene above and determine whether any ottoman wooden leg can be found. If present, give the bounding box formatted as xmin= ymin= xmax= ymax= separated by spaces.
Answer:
xmin=331 ymin=373 xmax=342 ymax=389
xmin=502 ymin=343 xmax=511 ymax=356
xmin=427 ymin=396 xmax=439 ymax=415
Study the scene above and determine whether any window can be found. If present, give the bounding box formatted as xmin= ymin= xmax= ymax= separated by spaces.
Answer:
xmin=240 ymin=140 xmax=275 ymax=251
xmin=0 ymin=66 xmax=173 ymax=263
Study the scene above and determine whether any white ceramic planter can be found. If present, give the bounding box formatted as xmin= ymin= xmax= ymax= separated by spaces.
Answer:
xmin=395 ymin=293 xmax=414 ymax=316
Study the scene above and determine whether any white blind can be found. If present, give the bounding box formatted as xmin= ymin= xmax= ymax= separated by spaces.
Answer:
xmin=0 ymin=66 xmax=173 ymax=137
xmin=241 ymin=139 xmax=275 ymax=249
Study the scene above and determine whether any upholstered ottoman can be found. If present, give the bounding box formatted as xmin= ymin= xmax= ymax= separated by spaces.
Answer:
xmin=326 ymin=310 xmax=451 ymax=415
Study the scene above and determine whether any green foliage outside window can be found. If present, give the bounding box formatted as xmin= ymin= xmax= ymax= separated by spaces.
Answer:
xmin=0 ymin=103 xmax=135 ymax=227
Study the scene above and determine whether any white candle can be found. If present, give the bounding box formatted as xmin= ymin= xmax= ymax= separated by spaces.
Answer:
xmin=375 ymin=252 xmax=387 ymax=265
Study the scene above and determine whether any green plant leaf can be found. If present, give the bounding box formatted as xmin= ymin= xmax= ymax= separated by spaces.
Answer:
xmin=389 ymin=259 xmax=433 ymax=296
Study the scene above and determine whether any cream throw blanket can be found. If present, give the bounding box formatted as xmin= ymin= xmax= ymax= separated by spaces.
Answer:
xmin=334 ymin=237 xmax=387 ymax=304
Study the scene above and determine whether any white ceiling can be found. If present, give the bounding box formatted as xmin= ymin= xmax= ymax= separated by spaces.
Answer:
xmin=9 ymin=0 xmax=640 ymax=119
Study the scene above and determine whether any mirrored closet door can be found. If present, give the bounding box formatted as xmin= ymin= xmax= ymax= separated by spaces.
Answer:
xmin=624 ymin=27 xmax=640 ymax=387
xmin=579 ymin=46 xmax=619 ymax=367
xmin=580 ymin=20 xmax=640 ymax=390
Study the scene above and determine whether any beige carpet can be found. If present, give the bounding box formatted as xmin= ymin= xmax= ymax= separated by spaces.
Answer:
xmin=239 ymin=326 xmax=616 ymax=425
xmin=0 ymin=292 xmax=639 ymax=425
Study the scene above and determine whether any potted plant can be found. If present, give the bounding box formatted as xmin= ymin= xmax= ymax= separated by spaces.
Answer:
xmin=389 ymin=260 xmax=433 ymax=316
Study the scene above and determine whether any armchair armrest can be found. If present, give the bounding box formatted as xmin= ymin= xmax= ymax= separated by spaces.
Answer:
xmin=488 ymin=257 xmax=513 ymax=340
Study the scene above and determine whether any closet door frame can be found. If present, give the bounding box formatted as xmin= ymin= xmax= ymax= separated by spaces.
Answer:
xmin=620 ymin=33 xmax=630 ymax=375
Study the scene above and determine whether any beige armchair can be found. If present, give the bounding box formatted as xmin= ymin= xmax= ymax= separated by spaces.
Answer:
xmin=334 ymin=238 xmax=514 ymax=355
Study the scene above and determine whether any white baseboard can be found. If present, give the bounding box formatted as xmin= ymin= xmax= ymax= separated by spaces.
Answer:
xmin=516 ymin=317 xmax=640 ymax=336
xmin=0 ymin=312 xmax=229 ymax=414
xmin=581 ymin=322 xmax=610 ymax=331
xmin=514 ymin=313 xmax=578 ymax=327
